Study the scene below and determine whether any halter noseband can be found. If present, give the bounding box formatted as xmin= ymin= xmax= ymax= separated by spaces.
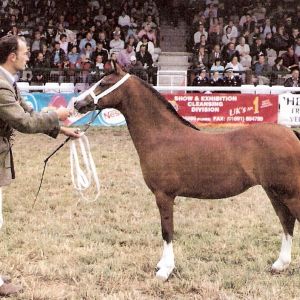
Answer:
xmin=84 ymin=73 xmax=131 ymax=105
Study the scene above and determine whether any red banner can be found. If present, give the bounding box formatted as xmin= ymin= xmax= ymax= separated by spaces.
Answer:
xmin=164 ymin=93 xmax=278 ymax=125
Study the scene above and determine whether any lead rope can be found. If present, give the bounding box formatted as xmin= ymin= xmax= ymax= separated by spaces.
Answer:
xmin=69 ymin=134 xmax=100 ymax=203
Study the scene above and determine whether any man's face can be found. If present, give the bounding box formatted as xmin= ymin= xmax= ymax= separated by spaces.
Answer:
xmin=12 ymin=39 xmax=29 ymax=72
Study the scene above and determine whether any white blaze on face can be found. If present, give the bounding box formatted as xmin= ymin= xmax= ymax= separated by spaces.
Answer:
xmin=272 ymin=233 xmax=292 ymax=272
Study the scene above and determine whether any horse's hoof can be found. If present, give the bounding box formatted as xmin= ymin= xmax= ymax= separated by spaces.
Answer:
xmin=156 ymin=269 xmax=169 ymax=281
xmin=271 ymin=259 xmax=290 ymax=273
xmin=155 ymin=266 xmax=174 ymax=281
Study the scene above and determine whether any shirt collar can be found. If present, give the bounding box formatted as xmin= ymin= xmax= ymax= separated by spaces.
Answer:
xmin=0 ymin=66 xmax=16 ymax=85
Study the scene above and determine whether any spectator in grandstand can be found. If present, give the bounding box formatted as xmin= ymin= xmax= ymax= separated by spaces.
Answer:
xmin=271 ymin=56 xmax=289 ymax=85
xmin=248 ymin=26 xmax=262 ymax=47
xmin=281 ymin=46 xmax=299 ymax=69
xmin=95 ymin=31 xmax=110 ymax=50
xmin=57 ymin=14 xmax=69 ymax=29
xmin=136 ymin=34 xmax=154 ymax=56
xmin=192 ymin=67 xmax=209 ymax=87
xmin=59 ymin=34 xmax=69 ymax=55
xmin=79 ymin=32 xmax=96 ymax=52
xmin=118 ymin=9 xmax=131 ymax=30
xmin=126 ymin=34 xmax=138 ymax=50
xmin=19 ymin=14 xmax=34 ymax=31
xmin=260 ymin=18 xmax=276 ymax=39
xmin=289 ymin=28 xmax=300 ymax=46
xmin=223 ymin=66 xmax=242 ymax=87
xmin=208 ymin=22 xmax=223 ymax=46
xmin=94 ymin=6 xmax=108 ymax=24
xmin=110 ymin=52 xmax=118 ymax=62
xmin=235 ymin=37 xmax=252 ymax=68
xmin=143 ymin=0 xmax=160 ymax=26
xmin=210 ymin=58 xmax=224 ymax=74
xmin=109 ymin=30 xmax=125 ymax=54
xmin=142 ymin=15 xmax=158 ymax=30
xmin=78 ymin=53 xmax=93 ymax=83
xmin=209 ymin=70 xmax=223 ymax=86
xmin=294 ymin=35 xmax=300 ymax=59
xmin=125 ymin=16 xmax=138 ymax=40
xmin=225 ymin=55 xmax=244 ymax=78
xmin=117 ymin=43 xmax=136 ymax=69
xmin=136 ymin=44 xmax=157 ymax=85
xmin=41 ymin=44 xmax=52 ymax=66
xmin=67 ymin=45 xmax=80 ymax=67
xmin=251 ymin=54 xmax=272 ymax=85
xmin=194 ymin=23 xmax=208 ymax=45
xmin=131 ymin=1 xmax=144 ymax=27
xmin=242 ymin=14 xmax=256 ymax=33
xmin=223 ymin=20 xmax=238 ymax=39
xmin=264 ymin=32 xmax=275 ymax=51
xmin=209 ymin=44 xmax=223 ymax=66
xmin=284 ymin=67 xmax=300 ymax=90
xmin=272 ymin=25 xmax=289 ymax=54
xmin=221 ymin=26 xmax=235 ymax=46
xmin=80 ymin=42 xmax=94 ymax=62
xmin=50 ymin=41 xmax=66 ymax=68
xmin=223 ymin=42 xmax=239 ymax=64
xmin=250 ymin=37 xmax=267 ymax=62
xmin=193 ymin=34 xmax=209 ymax=53
xmin=92 ymin=42 xmax=109 ymax=64
xmin=137 ymin=24 xmax=157 ymax=46
xmin=90 ymin=54 xmax=105 ymax=82
xmin=127 ymin=56 xmax=148 ymax=81
xmin=32 ymin=52 xmax=49 ymax=85
xmin=252 ymin=1 xmax=266 ymax=25
xmin=191 ymin=45 xmax=210 ymax=70
xmin=31 ymin=31 xmax=46 ymax=53
xmin=54 ymin=23 xmax=76 ymax=45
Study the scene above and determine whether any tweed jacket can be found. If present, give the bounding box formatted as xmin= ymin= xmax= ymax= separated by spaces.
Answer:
xmin=0 ymin=67 xmax=60 ymax=186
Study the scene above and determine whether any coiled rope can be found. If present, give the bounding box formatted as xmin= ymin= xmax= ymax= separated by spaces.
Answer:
xmin=70 ymin=134 xmax=100 ymax=203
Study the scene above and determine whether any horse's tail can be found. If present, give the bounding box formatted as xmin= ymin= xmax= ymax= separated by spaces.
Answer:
xmin=293 ymin=130 xmax=300 ymax=140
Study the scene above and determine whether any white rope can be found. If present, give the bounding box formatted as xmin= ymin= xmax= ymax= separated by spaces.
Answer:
xmin=70 ymin=134 xmax=100 ymax=202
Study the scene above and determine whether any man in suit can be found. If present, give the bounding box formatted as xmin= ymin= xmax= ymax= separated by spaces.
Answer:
xmin=0 ymin=35 xmax=81 ymax=296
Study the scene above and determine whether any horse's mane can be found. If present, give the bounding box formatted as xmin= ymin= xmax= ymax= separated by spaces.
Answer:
xmin=135 ymin=77 xmax=200 ymax=131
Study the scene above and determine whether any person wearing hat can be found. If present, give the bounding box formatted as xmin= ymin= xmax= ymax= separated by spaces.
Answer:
xmin=192 ymin=67 xmax=209 ymax=87
xmin=223 ymin=66 xmax=242 ymax=88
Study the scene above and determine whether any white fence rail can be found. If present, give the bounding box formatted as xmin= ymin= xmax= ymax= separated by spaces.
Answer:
xmin=17 ymin=83 xmax=300 ymax=94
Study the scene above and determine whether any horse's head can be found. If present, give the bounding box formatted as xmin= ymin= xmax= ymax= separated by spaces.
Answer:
xmin=74 ymin=61 xmax=129 ymax=114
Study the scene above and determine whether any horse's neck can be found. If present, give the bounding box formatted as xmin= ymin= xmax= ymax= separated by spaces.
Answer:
xmin=119 ymin=81 xmax=188 ymax=149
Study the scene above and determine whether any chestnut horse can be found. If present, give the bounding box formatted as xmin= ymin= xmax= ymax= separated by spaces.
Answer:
xmin=74 ymin=62 xmax=300 ymax=281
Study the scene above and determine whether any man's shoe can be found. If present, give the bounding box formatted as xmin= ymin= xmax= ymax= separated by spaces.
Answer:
xmin=0 ymin=282 xmax=22 ymax=296
xmin=0 ymin=275 xmax=11 ymax=283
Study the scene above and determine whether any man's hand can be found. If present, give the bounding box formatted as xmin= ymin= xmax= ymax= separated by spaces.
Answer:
xmin=56 ymin=107 xmax=72 ymax=121
xmin=60 ymin=126 xmax=82 ymax=139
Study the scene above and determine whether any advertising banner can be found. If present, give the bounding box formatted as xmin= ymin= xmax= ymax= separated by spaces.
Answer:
xmin=22 ymin=93 xmax=126 ymax=126
xmin=278 ymin=93 xmax=300 ymax=126
xmin=164 ymin=93 xmax=278 ymax=125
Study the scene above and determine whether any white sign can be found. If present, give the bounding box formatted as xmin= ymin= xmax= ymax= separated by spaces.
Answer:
xmin=278 ymin=93 xmax=300 ymax=126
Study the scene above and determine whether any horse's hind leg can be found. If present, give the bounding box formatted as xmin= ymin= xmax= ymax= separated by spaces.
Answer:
xmin=155 ymin=191 xmax=175 ymax=281
xmin=266 ymin=191 xmax=296 ymax=273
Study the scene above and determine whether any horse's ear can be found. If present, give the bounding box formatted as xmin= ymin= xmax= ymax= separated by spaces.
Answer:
xmin=115 ymin=62 xmax=126 ymax=75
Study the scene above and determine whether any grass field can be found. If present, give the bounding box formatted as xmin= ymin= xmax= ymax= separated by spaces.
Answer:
xmin=1 ymin=126 xmax=300 ymax=299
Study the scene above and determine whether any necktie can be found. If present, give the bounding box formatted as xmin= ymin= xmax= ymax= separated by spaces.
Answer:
xmin=13 ymin=82 xmax=18 ymax=97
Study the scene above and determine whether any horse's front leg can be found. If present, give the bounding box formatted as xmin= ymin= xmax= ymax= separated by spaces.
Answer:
xmin=155 ymin=192 xmax=175 ymax=281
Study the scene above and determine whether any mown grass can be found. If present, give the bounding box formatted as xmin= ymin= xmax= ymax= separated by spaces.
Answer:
xmin=1 ymin=126 xmax=300 ymax=299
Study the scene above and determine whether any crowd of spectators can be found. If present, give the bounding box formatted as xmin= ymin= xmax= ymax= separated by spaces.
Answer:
xmin=187 ymin=0 xmax=300 ymax=87
xmin=0 ymin=0 xmax=161 ymax=85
